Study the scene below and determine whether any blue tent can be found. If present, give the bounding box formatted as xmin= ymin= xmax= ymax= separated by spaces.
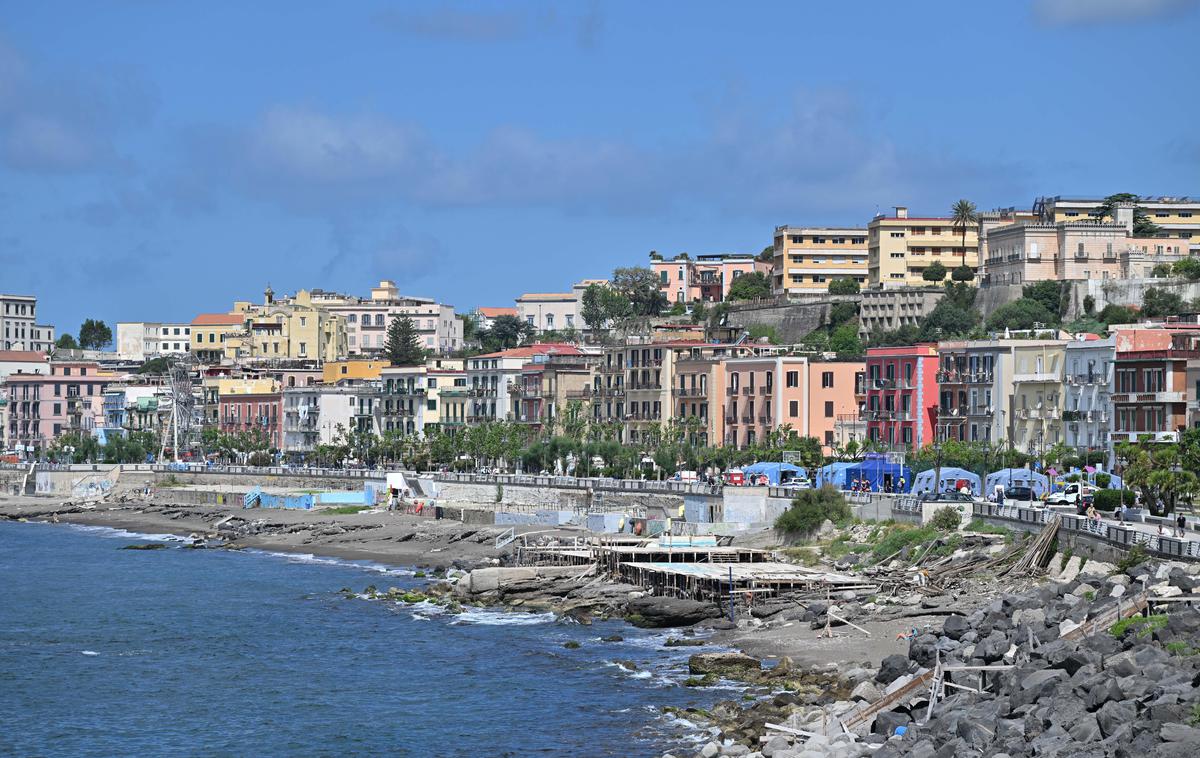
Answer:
xmin=912 ymin=467 xmax=982 ymax=496
xmin=843 ymin=459 xmax=913 ymax=493
xmin=985 ymin=468 xmax=1050 ymax=497
xmin=816 ymin=462 xmax=857 ymax=489
xmin=742 ymin=462 xmax=807 ymax=486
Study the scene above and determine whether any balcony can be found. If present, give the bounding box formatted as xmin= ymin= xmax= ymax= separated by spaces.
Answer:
xmin=1066 ymin=374 xmax=1102 ymax=386
xmin=1012 ymin=372 xmax=1059 ymax=384
xmin=740 ymin=415 xmax=754 ymax=423
xmin=1111 ymin=391 xmax=1185 ymax=404
xmin=725 ymin=386 xmax=738 ymax=397
xmin=628 ymin=382 xmax=662 ymax=391
xmin=741 ymin=386 xmax=755 ymax=396
xmin=872 ymin=378 xmax=896 ymax=390
xmin=758 ymin=385 xmax=772 ymax=396
xmin=1109 ymin=430 xmax=1179 ymax=444
xmin=724 ymin=415 xmax=738 ymax=425
xmin=469 ymin=387 xmax=497 ymax=398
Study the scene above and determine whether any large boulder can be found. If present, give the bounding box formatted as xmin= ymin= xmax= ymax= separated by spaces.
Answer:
xmin=687 ymin=652 xmax=762 ymax=677
xmin=942 ymin=614 xmax=969 ymax=640
xmin=875 ymin=654 xmax=911 ymax=685
xmin=624 ymin=597 xmax=721 ymax=628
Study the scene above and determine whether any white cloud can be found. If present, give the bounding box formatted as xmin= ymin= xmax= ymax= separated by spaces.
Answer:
xmin=1032 ymin=0 xmax=1199 ymax=25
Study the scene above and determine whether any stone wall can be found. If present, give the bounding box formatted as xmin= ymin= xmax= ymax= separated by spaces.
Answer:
xmin=977 ymin=277 xmax=1200 ymax=322
xmin=724 ymin=296 xmax=857 ymax=343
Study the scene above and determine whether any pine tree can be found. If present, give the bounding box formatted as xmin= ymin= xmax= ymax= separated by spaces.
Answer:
xmin=385 ymin=315 xmax=424 ymax=366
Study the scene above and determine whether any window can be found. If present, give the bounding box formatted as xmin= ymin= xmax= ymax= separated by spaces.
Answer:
xmin=789 ymin=400 xmax=798 ymax=416
xmin=677 ymin=267 xmax=684 ymax=281
xmin=821 ymin=371 xmax=833 ymax=388
xmin=545 ymin=314 xmax=554 ymax=329
xmin=825 ymin=430 xmax=834 ymax=447
xmin=526 ymin=316 xmax=534 ymax=325
xmin=824 ymin=401 xmax=833 ymax=418
xmin=299 ymin=317 xmax=306 ymax=327
xmin=376 ymin=314 xmax=385 ymax=326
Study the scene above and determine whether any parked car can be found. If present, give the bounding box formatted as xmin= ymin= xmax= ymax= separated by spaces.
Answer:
xmin=1045 ymin=482 xmax=1095 ymax=507
xmin=781 ymin=477 xmax=813 ymax=490
xmin=1002 ymin=486 xmax=1036 ymax=503
xmin=919 ymin=490 xmax=974 ymax=503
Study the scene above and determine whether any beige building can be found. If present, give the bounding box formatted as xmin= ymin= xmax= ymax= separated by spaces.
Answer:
xmin=515 ymin=292 xmax=581 ymax=334
xmin=311 ymin=280 xmax=461 ymax=355
xmin=1009 ymin=340 xmax=1068 ymax=457
xmin=1035 ymin=195 xmax=1200 ymax=255
xmin=983 ymin=207 xmax=1188 ymax=287
xmin=857 ymin=287 xmax=946 ymax=340
xmin=771 ymin=227 xmax=867 ymax=295
xmin=228 ymin=288 xmax=347 ymax=363
xmin=868 ymin=207 xmax=979 ymax=288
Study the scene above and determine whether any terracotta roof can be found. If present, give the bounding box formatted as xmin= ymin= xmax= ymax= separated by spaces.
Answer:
xmin=192 ymin=313 xmax=244 ymax=326
xmin=0 ymin=350 xmax=48 ymax=362
xmin=476 ymin=307 xmax=517 ymax=318
xmin=472 ymin=343 xmax=583 ymax=360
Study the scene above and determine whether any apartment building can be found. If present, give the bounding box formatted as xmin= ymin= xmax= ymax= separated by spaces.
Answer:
xmin=323 ymin=359 xmax=387 ymax=384
xmin=1035 ymin=196 xmax=1200 ymax=255
xmin=466 ymin=344 xmax=583 ymax=424
xmin=426 ymin=363 xmax=468 ymax=431
xmin=515 ymin=292 xmax=581 ymax=333
xmin=282 ymin=382 xmax=381 ymax=456
xmin=378 ymin=367 xmax=430 ymax=436
xmin=935 ymin=340 xmax=1022 ymax=445
xmin=671 ymin=351 xmax=727 ymax=448
xmin=1 ymin=294 xmax=55 ymax=353
xmin=721 ymin=357 xmax=863 ymax=452
xmin=510 ymin=353 xmax=595 ymax=430
xmin=1063 ymin=336 xmax=1115 ymax=453
xmin=471 ymin=307 xmax=518 ymax=331
xmin=191 ymin=314 xmax=245 ymax=364
xmin=976 ymin=208 xmax=1037 ymax=281
xmin=1010 ymin=341 xmax=1069 ymax=457
xmin=1109 ymin=327 xmax=1200 ymax=446
xmin=228 ymin=288 xmax=347 ymax=363
xmin=857 ymin=288 xmax=945 ymax=340
xmin=983 ymin=204 xmax=1187 ymax=287
xmin=115 ymin=322 xmax=193 ymax=361
xmin=217 ymin=378 xmax=282 ymax=449
xmin=867 ymin=207 xmax=979 ymax=288
xmin=652 ymin=255 xmax=772 ymax=305
xmin=313 ymin=280 xmax=461 ymax=355
xmin=771 ymin=227 xmax=868 ymax=295
xmin=5 ymin=361 xmax=112 ymax=454
xmin=863 ymin=344 xmax=940 ymax=450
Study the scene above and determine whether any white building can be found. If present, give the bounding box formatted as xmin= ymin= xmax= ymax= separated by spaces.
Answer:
xmin=116 ymin=322 xmax=193 ymax=362
xmin=309 ymin=280 xmax=462 ymax=355
xmin=281 ymin=382 xmax=381 ymax=456
xmin=465 ymin=343 xmax=583 ymax=424
xmin=1062 ymin=336 xmax=1115 ymax=453
xmin=1 ymin=294 xmax=55 ymax=353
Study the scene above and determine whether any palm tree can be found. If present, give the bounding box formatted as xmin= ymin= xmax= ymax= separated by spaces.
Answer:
xmin=950 ymin=199 xmax=979 ymax=269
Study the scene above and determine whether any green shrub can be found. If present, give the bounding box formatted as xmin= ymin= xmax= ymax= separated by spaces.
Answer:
xmin=1115 ymin=544 xmax=1149 ymax=573
xmin=1094 ymin=489 xmax=1134 ymax=511
xmin=775 ymin=486 xmax=852 ymax=536
xmin=323 ymin=505 xmax=370 ymax=515
xmin=930 ymin=507 xmax=962 ymax=532
xmin=1109 ymin=614 xmax=1167 ymax=639
xmin=1095 ymin=473 xmax=1111 ymax=489
xmin=871 ymin=525 xmax=936 ymax=561
xmin=248 ymin=451 xmax=273 ymax=467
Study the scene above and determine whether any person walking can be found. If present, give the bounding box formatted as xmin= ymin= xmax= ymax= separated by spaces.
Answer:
xmin=1177 ymin=512 xmax=1187 ymax=539
xmin=1119 ymin=502 xmax=1128 ymax=526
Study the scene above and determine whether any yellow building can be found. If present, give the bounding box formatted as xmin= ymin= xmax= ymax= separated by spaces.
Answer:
xmin=1010 ymin=340 xmax=1068 ymax=457
xmin=228 ymin=287 xmax=348 ymax=363
xmin=322 ymin=359 xmax=388 ymax=384
xmin=191 ymin=313 xmax=246 ymax=364
xmin=1033 ymin=196 xmax=1200 ymax=255
xmin=771 ymin=226 xmax=868 ymax=295
xmin=868 ymin=207 xmax=979 ymax=288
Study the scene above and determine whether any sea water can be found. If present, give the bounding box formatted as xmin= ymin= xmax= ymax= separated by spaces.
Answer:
xmin=0 ymin=522 xmax=727 ymax=756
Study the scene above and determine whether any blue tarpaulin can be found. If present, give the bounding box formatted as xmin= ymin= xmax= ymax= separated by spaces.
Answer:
xmin=912 ymin=467 xmax=982 ymax=496
xmin=741 ymin=462 xmax=808 ymax=486
xmin=843 ymin=460 xmax=912 ymax=492
xmin=815 ymin=462 xmax=857 ymax=489
xmin=985 ymin=468 xmax=1050 ymax=497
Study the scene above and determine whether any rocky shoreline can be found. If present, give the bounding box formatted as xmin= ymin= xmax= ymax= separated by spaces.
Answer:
xmin=8 ymin=495 xmax=1200 ymax=756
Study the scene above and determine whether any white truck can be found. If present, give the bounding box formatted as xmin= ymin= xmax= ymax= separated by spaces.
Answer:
xmin=1045 ymin=482 xmax=1095 ymax=509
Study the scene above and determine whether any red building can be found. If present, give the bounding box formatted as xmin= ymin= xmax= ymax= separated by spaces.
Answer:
xmin=218 ymin=391 xmax=283 ymax=450
xmin=864 ymin=344 xmax=940 ymax=451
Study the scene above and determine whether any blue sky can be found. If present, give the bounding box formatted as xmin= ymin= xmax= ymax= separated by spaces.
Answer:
xmin=2 ymin=0 xmax=1199 ymax=338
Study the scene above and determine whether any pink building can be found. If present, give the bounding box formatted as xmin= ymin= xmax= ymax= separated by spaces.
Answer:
xmin=653 ymin=254 xmax=772 ymax=305
xmin=219 ymin=391 xmax=283 ymax=449
xmin=4 ymin=361 xmax=112 ymax=455
xmin=721 ymin=357 xmax=864 ymax=452
xmin=864 ymin=345 xmax=940 ymax=451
